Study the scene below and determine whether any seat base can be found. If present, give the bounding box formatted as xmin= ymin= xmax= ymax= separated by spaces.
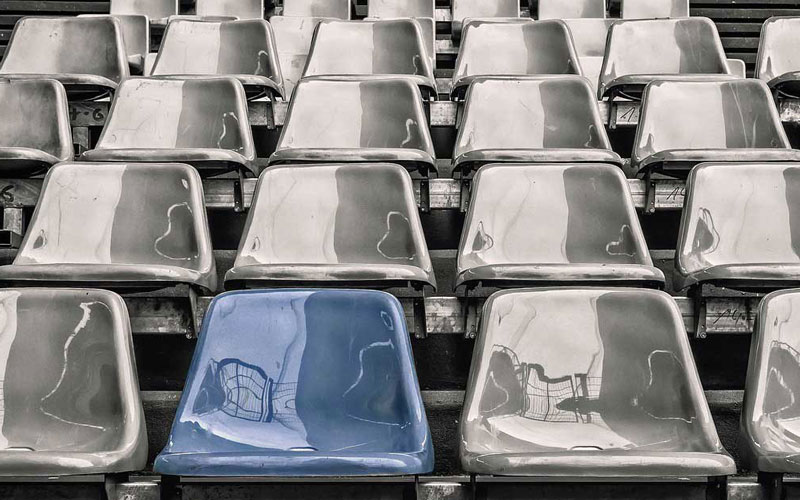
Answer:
xmin=269 ymin=149 xmax=436 ymax=177
xmin=452 ymin=150 xmax=623 ymax=178
xmin=80 ymin=148 xmax=257 ymax=177
xmin=0 ymin=74 xmax=119 ymax=101
xmin=601 ymin=74 xmax=740 ymax=101
xmin=0 ymin=148 xmax=62 ymax=177
xmin=150 ymin=74 xmax=285 ymax=101
xmin=636 ymin=150 xmax=800 ymax=178
xmin=675 ymin=263 xmax=800 ymax=291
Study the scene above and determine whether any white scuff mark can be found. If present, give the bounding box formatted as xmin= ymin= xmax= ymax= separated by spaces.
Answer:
xmin=400 ymin=119 xmax=415 ymax=147
xmin=376 ymin=211 xmax=416 ymax=261
xmin=380 ymin=311 xmax=394 ymax=330
xmin=154 ymin=202 xmax=197 ymax=261
xmin=254 ymin=50 xmax=269 ymax=75
xmin=635 ymin=349 xmax=696 ymax=424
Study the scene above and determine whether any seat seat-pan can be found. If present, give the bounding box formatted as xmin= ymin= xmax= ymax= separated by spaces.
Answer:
xmin=269 ymin=148 xmax=436 ymax=174
xmin=452 ymin=74 xmax=578 ymax=99
xmin=636 ymin=149 xmax=800 ymax=176
xmin=676 ymin=263 xmax=800 ymax=290
xmin=0 ymin=147 xmax=62 ymax=176
xmin=0 ymin=73 xmax=118 ymax=98
xmin=152 ymin=74 xmax=284 ymax=99
xmin=456 ymin=263 xmax=665 ymax=289
xmin=301 ymin=74 xmax=437 ymax=98
xmin=0 ymin=450 xmax=143 ymax=478
xmin=81 ymin=148 xmax=256 ymax=176
xmin=601 ymin=74 xmax=739 ymax=100
xmin=225 ymin=263 xmax=435 ymax=290
xmin=453 ymin=149 xmax=623 ymax=177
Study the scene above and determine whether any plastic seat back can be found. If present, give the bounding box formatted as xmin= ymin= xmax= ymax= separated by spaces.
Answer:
xmin=270 ymin=16 xmax=331 ymax=96
xmin=622 ymin=0 xmax=689 ymax=19
xmin=283 ymin=0 xmax=351 ymax=19
xmin=538 ymin=0 xmax=606 ymax=20
xmin=460 ymin=288 xmax=735 ymax=477
xmin=111 ymin=0 xmax=178 ymax=19
xmin=196 ymin=0 xmax=264 ymax=19
xmin=564 ymin=19 xmax=614 ymax=93
xmin=79 ymin=14 xmax=150 ymax=73
xmin=368 ymin=0 xmax=434 ymax=18
xmin=453 ymin=0 xmax=519 ymax=25
xmin=756 ymin=17 xmax=800 ymax=87
xmin=0 ymin=288 xmax=146 ymax=476
xmin=155 ymin=289 xmax=433 ymax=476
xmin=226 ymin=163 xmax=435 ymax=290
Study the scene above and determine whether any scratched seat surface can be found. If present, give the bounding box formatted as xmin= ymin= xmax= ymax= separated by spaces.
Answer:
xmin=79 ymin=14 xmax=149 ymax=74
xmin=154 ymin=289 xmax=433 ymax=476
xmin=302 ymin=19 xmax=437 ymax=98
xmin=756 ymin=17 xmax=800 ymax=99
xmin=598 ymin=18 xmax=734 ymax=100
xmin=632 ymin=80 xmax=800 ymax=177
xmin=226 ymin=163 xmax=435 ymax=290
xmin=451 ymin=0 xmax=520 ymax=39
xmin=282 ymin=0 xmax=351 ymax=19
xmin=675 ymin=163 xmax=800 ymax=291
xmin=0 ymin=162 xmax=217 ymax=292
xmin=740 ymin=289 xmax=800 ymax=474
xmin=563 ymin=19 xmax=614 ymax=94
xmin=270 ymin=16 xmax=332 ymax=97
xmin=538 ymin=0 xmax=606 ymax=20
xmin=0 ymin=79 xmax=73 ymax=176
xmin=456 ymin=164 xmax=663 ymax=291
xmin=0 ymin=17 xmax=129 ymax=100
xmin=451 ymin=20 xmax=582 ymax=99
xmin=452 ymin=77 xmax=621 ymax=178
xmin=0 ymin=288 xmax=146 ymax=477
xmin=151 ymin=19 xmax=284 ymax=99
xmin=622 ymin=0 xmax=689 ymax=19
xmin=195 ymin=0 xmax=264 ymax=19
xmin=460 ymin=287 xmax=735 ymax=477
xmin=110 ymin=0 xmax=178 ymax=24
xmin=270 ymin=78 xmax=436 ymax=176
xmin=80 ymin=77 xmax=256 ymax=176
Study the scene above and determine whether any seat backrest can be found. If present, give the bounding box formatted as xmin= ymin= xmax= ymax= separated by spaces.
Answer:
xmin=462 ymin=288 xmax=724 ymax=457
xmin=756 ymin=17 xmax=800 ymax=84
xmin=538 ymin=0 xmax=605 ymax=20
xmin=633 ymin=80 xmax=789 ymax=165
xmin=677 ymin=163 xmax=800 ymax=278
xmin=15 ymin=162 xmax=214 ymax=276
xmin=368 ymin=0 xmax=434 ymax=18
xmin=563 ymin=19 xmax=614 ymax=92
xmin=458 ymin=164 xmax=651 ymax=271
xmin=622 ymin=0 xmax=689 ymax=19
xmin=111 ymin=0 xmax=179 ymax=18
xmin=0 ymin=17 xmax=128 ymax=83
xmin=0 ymin=79 xmax=72 ymax=161
xmin=283 ymin=0 xmax=351 ymax=19
xmin=79 ymin=14 xmax=150 ymax=64
xmin=0 ymin=288 xmax=145 ymax=470
xmin=156 ymin=289 xmax=432 ymax=473
xmin=452 ymin=0 xmax=519 ymax=23
xmin=270 ymin=16 xmax=330 ymax=97
xmin=196 ymin=0 xmax=264 ymax=19
xmin=93 ymin=77 xmax=254 ymax=156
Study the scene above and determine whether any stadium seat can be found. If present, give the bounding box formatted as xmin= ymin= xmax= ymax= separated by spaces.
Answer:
xmin=80 ymin=77 xmax=256 ymax=177
xmin=302 ymin=19 xmax=437 ymax=98
xmin=270 ymin=78 xmax=436 ymax=176
xmin=283 ymin=0 xmax=351 ymax=19
xmin=456 ymin=164 xmax=663 ymax=292
xmin=632 ymin=80 xmax=800 ymax=178
xmin=270 ymin=16 xmax=331 ymax=97
xmin=741 ymin=289 xmax=800 ymax=474
xmin=756 ymin=17 xmax=800 ymax=99
xmin=151 ymin=19 xmax=284 ymax=100
xmin=563 ymin=19 xmax=614 ymax=94
xmin=78 ymin=14 xmax=150 ymax=74
xmin=195 ymin=0 xmax=264 ymax=19
xmin=451 ymin=20 xmax=582 ymax=99
xmin=452 ymin=0 xmax=520 ymax=40
xmin=598 ymin=18 xmax=734 ymax=100
xmin=154 ymin=288 xmax=433 ymax=476
xmin=538 ymin=0 xmax=606 ymax=20
xmin=111 ymin=0 xmax=178 ymax=25
xmin=452 ymin=77 xmax=621 ymax=178
xmin=0 ymin=162 xmax=217 ymax=293
xmin=0 ymin=79 xmax=73 ymax=176
xmin=226 ymin=163 xmax=435 ymax=291
xmin=622 ymin=0 xmax=689 ymax=19
xmin=0 ymin=17 xmax=129 ymax=100
xmin=460 ymin=287 xmax=736 ymax=477
xmin=0 ymin=288 xmax=147 ymax=476
xmin=368 ymin=0 xmax=434 ymax=18
xmin=675 ymin=163 xmax=800 ymax=291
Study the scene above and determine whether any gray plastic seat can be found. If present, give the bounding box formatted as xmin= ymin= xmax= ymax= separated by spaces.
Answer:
xmin=563 ymin=19 xmax=614 ymax=94
xmin=151 ymin=19 xmax=284 ymax=99
xmin=675 ymin=163 xmax=800 ymax=291
xmin=453 ymin=77 xmax=621 ymax=178
xmin=451 ymin=20 xmax=582 ymax=99
xmin=270 ymin=78 xmax=436 ymax=176
xmin=538 ymin=0 xmax=606 ymax=20
xmin=283 ymin=0 xmax=351 ymax=19
xmin=195 ymin=0 xmax=264 ymax=19
xmin=456 ymin=164 xmax=663 ymax=291
xmin=270 ymin=16 xmax=332 ymax=96
xmin=303 ymin=19 xmax=436 ymax=98
xmin=111 ymin=0 xmax=178 ymax=25
xmin=79 ymin=14 xmax=150 ymax=74
xmin=452 ymin=0 xmax=520 ymax=40
xmin=622 ymin=0 xmax=689 ymax=19
xmin=460 ymin=287 xmax=736 ymax=477
xmin=0 ymin=162 xmax=217 ymax=292
xmin=756 ymin=17 xmax=800 ymax=99
xmin=0 ymin=79 xmax=73 ymax=177
xmin=0 ymin=17 xmax=129 ymax=100
xmin=632 ymin=80 xmax=800 ymax=177
xmin=598 ymin=18 xmax=734 ymax=100
xmin=226 ymin=163 xmax=435 ymax=291
xmin=0 ymin=288 xmax=147 ymax=477
xmin=81 ymin=77 xmax=256 ymax=177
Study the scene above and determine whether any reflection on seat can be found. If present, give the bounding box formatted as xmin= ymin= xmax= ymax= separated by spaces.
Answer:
xmin=756 ymin=17 xmax=800 ymax=99
xmin=111 ymin=0 xmax=178 ymax=25
xmin=451 ymin=20 xmax=582 ymax=99
xmin=460 ymin=287 xmax=735 ymax=477
xmin=283 ymin=0 xmax=351 ymax=19
xmin=0 ymin=17 xmax=129 ymax=100
xmin=622 ymin=0 xmax=689 ymax=19
xmin=226 ymin=163 xmax=435 ymax=291
xmin=81 ymin=77 xmax=256 ymax=177
xmin=675 ymin=163 xmax=800 ymax=291
xmin=563 ymin=19 xmax=614 ymax=94
xmin=741 ymin=290 xmax=800 ymax=474
xmin=452 ymin=77 xmax=621 ymax=178
xmin=78 ymin=14 xmax=150 ymax=74
xmin=303 ymin=19 xmax=437 ymax=98
xmin=598 ymin=18 xmax=733 ymax=100
xmin=151 ymin=19 xmax=284 ymax=99
xmin=456 ymin=164 xmax=663 ymax=291
xmin=0 ymin=79 xmax=73 ymax=177
xmin=270 ymin=16 xmax=332 ymax=97
xmin=195 ymin=0 xmax=264 ymax=20
xmin=154 ymin=289 xmax=433 ymax=476
xmin=0 ymin=162 xmax=217 ymax=292
xmin=538 ymin=0 xmax=606 ymax=20
xmin=0 ymin=288 xmax=146 ymax=476
xmin=632 ymin=80 xmax=800 ymax=177
xmin=452 ymin=0 xmax=520 ymax=40
xmin=270 ymin=78 xmax=436 ymax=176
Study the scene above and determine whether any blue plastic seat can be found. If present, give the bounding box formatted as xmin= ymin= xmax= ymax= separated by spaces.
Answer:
xmin=111 ymin=0 xmax=178 ymax=25
xmin=0 ymin=288 xmax=146 ymax=477
xmin=154 ymin=289 xmax=433 ymax=476
xmin=283 ymin=0 xmax=351 ymax=19
xmin=460 ymin=287 xmax=736 ymax=478
xmin=538 ymin=0 xmax=606 ymax=20
xmin=622 ymin=0 xmax=689 ymax=19
xmin=756 ymin=17 xmax=800 ymax=99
